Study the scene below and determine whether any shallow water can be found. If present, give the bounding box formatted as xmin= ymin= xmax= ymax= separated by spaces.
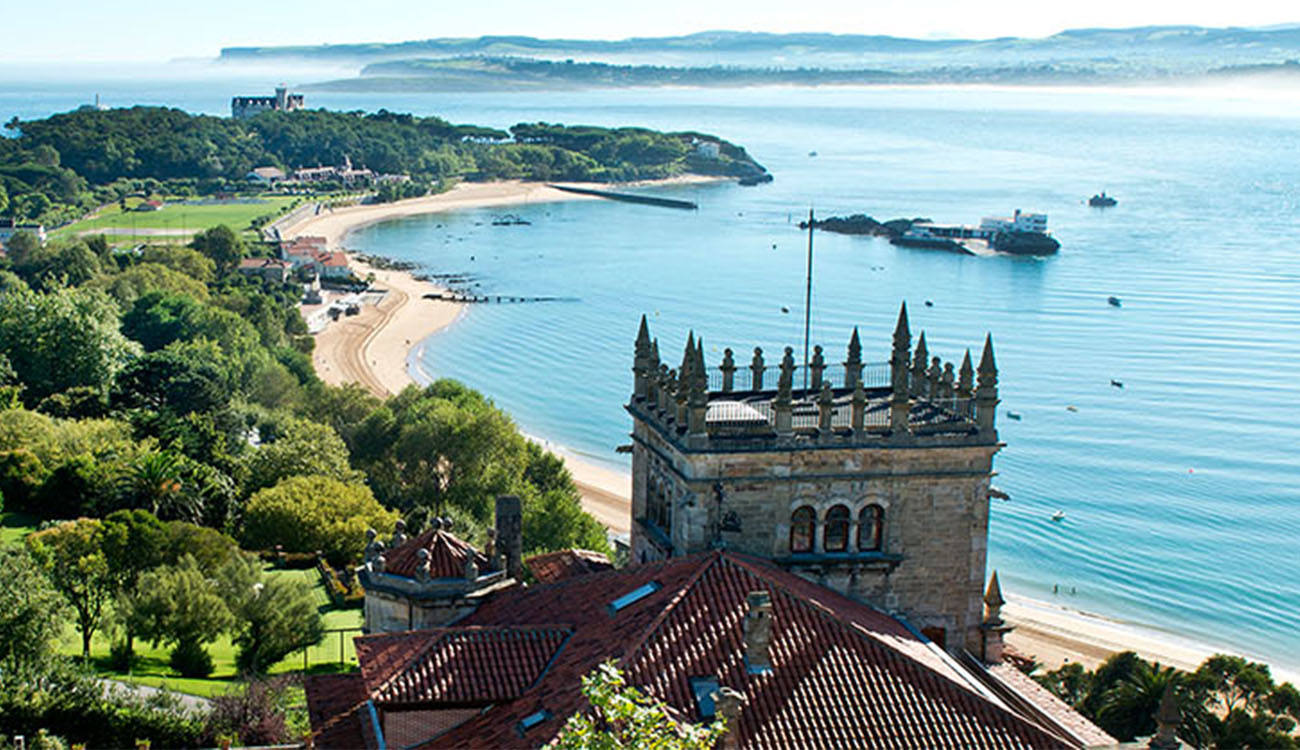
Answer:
xmin=6 ymin=74 xmax=1300 ymax=670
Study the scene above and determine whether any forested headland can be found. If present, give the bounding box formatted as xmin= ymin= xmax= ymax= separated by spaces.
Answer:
xmin=0 ymin=106 xmax=768 ymax=228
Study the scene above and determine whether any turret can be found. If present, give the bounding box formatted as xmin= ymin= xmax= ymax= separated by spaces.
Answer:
xmin=890 ymin=303 xmax=911 ymax=432
xmin=976 ymin=334 xmax=999 ymax=435
xmin=844 ymin=327 xmax=863 ymax=389
xmin=633 ymin=315 xmax=652 ymax=400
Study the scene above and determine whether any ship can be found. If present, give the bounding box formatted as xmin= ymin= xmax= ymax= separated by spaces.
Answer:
xmin=889 ymin=209 xmax=1060 ymax=256
xmin=1089 ymin=192 xmax=1117 ymax=207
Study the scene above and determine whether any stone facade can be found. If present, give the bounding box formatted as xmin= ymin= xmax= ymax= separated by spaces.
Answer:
xmin=627 ymin=304 xmax=1002 ymax=653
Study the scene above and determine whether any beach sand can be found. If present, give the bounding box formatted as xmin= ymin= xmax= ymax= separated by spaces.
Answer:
xmin=292 ymin=179 xmax=1261 ymax=681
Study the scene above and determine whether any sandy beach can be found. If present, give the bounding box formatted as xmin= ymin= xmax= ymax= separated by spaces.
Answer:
xmin=290 ymin=179 xmax=1266 ymax=681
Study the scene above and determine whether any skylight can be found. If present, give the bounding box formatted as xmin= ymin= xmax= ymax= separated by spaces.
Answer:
xmin=690 ymin=676 xmax=720 ymax=719
xmin=518 ymin=709 xmax=551 ymax=733
xmin=608 ymin=581 xmax=662 ymax=614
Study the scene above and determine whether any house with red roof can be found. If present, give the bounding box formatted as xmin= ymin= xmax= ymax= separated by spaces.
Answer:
xmin=309 ymin=549 xmax=1113 ymax=748
xmin=307 ymin=309 xmax=1117 ymax=748
xmin=236 ymin=257 xmax=290 ymax=283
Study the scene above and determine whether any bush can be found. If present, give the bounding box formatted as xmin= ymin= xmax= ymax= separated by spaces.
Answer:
xmin=0 ymin=449 xmax=48 ymax=513
xmin=169 ymin=639 xmax=215 ymax=679
xmin=241 ymin=475 xmax=397 ymax=565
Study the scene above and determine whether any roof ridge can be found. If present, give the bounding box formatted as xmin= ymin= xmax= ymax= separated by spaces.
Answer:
xmin=618 ymin=550 xmax=723 ymax=668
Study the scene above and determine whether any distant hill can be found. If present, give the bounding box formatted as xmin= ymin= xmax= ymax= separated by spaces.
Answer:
xmin=220 ymin=26 xmax=1300 ymax=76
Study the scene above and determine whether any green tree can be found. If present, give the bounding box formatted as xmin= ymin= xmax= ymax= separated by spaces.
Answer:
xmin=3 ymin=230 xmax=44 ymax=268
xmin=126 ymin=555 xmax=233 ymax=677
xmin=0 ymin=285 xmax=140 ymax=404
xmin=218 ymin=553 xmax=324 ymax=674
xmin=0 ymin=546 xmax=68 ymax=675
xmin=242 ymin=475 xmax=397 ymax=564
xmin=246 ymin=417 xmax=359 ymax=494
xmin=26 ymin=518 xmax=114 ymax=658
xmin=553 ymin=661 xmax=728 ymax=750
xmin=101 ymin=509 xmax=169 ymax=661
xmin=190 ymin=224 xmax=245 ymax=275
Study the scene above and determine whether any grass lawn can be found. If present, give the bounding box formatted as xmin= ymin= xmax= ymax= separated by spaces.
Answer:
xmin=0 ymin=510 xmax=40 ymax=547
xmin=58 ymin=565 xmax=364 ymax=698
xmin=51 ymin=195 xmax=301 ymax=241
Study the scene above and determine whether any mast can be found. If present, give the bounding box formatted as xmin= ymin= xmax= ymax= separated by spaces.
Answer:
xmin=802 ymin=208 xmax=814 ymax=393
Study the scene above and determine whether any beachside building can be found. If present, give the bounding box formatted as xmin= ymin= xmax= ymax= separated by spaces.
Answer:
xmin=236 ymin=257 xmax=291 ymax=283
xmin=0 ymin=218 xmax=47 ymax=248
xmin=246 ymin=166 xmax=287 ymax=184
xmin=305 ymin=307 xmax=1119 ymax=749
xmin=626 ymin=304 xmax=1000 ymax=655
xmin=231 ymin=85 xmax=304 ymax=119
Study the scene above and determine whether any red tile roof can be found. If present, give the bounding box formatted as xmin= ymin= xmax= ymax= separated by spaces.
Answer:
xmin=359 ymin=626 xmax=571 ymax=706
xmin=312 ymin=551 xmax=1082 ymax=749
xmin=304 ymin=673 xmax=368 ymax=750
xmin=383 ymin=528 xmax=490 ymax=580
xmin=525 ymin=549 xmax=613 ymax=584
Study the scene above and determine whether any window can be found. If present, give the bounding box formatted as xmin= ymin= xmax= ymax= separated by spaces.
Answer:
xmin=789 ymin=506 xmax=815 ymax=552
xmin=824 ymin=505 xmax=850 ymax=552
xmin=858 ymin=505 xmax=884 ymax=551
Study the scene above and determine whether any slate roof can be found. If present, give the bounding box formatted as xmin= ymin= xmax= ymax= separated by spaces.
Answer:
xmin=524 ymin=548 xmax=614 ymax=584
xmin=383 ymin=528 xmax=490 ymax=580
xmin=311 ymin=550 xmax=1083 ymax=749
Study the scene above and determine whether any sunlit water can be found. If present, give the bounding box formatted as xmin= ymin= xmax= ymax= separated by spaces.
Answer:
xmin=5 ymin=71 xmax=1299 ymax=671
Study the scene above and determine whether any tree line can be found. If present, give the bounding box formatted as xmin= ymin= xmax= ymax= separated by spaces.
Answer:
xmin=1 ymin=106 xmax=765 ymax=226
xmin=0 ymin=223 xmax=611 ymax=747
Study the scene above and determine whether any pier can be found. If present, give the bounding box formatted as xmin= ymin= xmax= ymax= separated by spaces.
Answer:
xmin=547 ymin=184 xmax=698 ymax=210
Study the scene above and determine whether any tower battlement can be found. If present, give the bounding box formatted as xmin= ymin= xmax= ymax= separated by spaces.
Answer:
xmin=628 ymin=302 xmax=999 ymax=453
xmin=625 ymin=302 xmax=1003 ymax=654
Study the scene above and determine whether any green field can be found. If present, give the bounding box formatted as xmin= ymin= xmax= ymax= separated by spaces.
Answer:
xmin=0 ymin=510 xmax=39 ymax=547
xmin=51 ymin=195 xmax=302 ymax=242
xmin=57 ymin=566 xmax=363 ymax=697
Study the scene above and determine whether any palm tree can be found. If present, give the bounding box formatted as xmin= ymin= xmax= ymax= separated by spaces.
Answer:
xmin=119 ymin=450 xmax=199 ymax=522
xmin=1099 ymin=662 xmax=1211 ymax=746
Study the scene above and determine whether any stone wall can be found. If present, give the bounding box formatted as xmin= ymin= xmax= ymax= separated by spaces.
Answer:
xmin=630 ymin=414 xmax=998 ymax=653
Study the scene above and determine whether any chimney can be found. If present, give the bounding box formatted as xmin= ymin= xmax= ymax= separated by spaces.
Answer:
xmin=711 ymin=686 xmax=748 ymax=749
xmin=743 ymin=590 xmax=773 ymax=674
xmin=496 ymin=495 xmax=523 ymax=580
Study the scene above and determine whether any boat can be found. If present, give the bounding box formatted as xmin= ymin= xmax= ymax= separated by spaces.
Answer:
xmin=890 ymin=209 xmax=1059 ymax=255
xmin=491 ymin=214 xmax=531 ymax=226
xmin=1051 ymin=510 xmax=1066 ymax=522
xmin=1089 ymin=192 xmax=1117 ymax=207
xmin=1108 ymin=296 xmax=1122 ymax=307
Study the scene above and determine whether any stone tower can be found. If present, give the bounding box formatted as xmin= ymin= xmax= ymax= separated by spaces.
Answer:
xmin=626 ymin=303 xmax=1002 ymax=653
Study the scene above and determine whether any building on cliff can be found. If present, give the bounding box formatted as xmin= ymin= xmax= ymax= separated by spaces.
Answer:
xmin=231 ymin=84 xmax=304 ymax=119
xmin=307 ymin=305 xmax=1115 ymax=749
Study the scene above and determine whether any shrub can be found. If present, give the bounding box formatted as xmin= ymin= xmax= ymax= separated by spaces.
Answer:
xmin=169 ymin=640 xmax=214 ymax=679
xmin=241 ymin=475 xmax=397 ymax=565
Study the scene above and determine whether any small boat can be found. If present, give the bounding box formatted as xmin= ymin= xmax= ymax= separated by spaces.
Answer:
xmin=1051 ymin=510 xmax=1066 ymax=522
xmin=1108 ymin=296 xmax=1122 ymax=307
xmin=1066 ymin=405 xmax=1079 ymax=412
xmin=1110 ymin=379 xmax=1124 ymax=389
xmin=1089 ymin=192 xmax=1117 ymax=207
xmin=808 ymin=151 xmax=818 ymax=157
xmin=1006 ymin=411 xmax=1022 ymax=421
xmin=989 ymin=487 xmax=1011 ymax=501
xmin=491 ymin=214 xmax=531 ymax=226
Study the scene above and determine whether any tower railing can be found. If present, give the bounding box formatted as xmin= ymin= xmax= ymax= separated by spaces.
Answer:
xmin=705 ymin=362 xmax=890 ymax=393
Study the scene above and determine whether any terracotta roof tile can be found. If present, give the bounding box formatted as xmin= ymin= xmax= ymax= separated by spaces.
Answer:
xmin=383 ymin=528 xmax=489 ymax=580
xmin=421 ymin=552 xmax=1076 ymax=749
xmin=304 ymin=673 xmax=368 ymax=749
xmin=525 ymin=549 xmax=614 ymax=584
xmin=360 ymin=626 xmax=571 ymax=706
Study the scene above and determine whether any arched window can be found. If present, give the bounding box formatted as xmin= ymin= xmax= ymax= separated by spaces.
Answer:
xmin=789 ymin=506 xmax=815 ymax=553
xmin=824 ymin=505 xmax=850 ymax=552
xmin=858 ymin=505 xmax=884 ymax=551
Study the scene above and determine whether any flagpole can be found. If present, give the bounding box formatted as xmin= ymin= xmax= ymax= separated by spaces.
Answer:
xmin=802 ymin=207 xmax=814 ymax=393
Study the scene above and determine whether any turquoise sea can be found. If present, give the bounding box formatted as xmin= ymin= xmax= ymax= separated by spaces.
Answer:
xmin=5 ymin=68 xmax=1299 ymax=671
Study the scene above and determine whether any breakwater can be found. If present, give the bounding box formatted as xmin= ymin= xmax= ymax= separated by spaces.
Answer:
xmin=547 ymin=184 xmax=698 ymax=210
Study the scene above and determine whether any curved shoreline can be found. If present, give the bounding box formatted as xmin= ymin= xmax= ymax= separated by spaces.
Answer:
xmin=287 ymin=179 xmax=1290 ymax=681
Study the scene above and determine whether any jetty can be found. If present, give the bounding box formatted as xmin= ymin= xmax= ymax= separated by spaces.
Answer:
xmin=547 ymin=184 xmax=697 ymax=210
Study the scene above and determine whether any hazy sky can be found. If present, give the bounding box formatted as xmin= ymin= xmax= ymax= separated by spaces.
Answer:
xmin=8 ymin=0 xmax=1297 ymax=61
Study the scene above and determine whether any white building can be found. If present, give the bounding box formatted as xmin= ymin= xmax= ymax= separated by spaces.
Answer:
xmin=0 ymin=218 xmax=47 ymax=249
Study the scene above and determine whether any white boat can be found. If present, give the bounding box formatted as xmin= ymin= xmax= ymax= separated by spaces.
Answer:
xmin=1051 ymin=510 xmax=1066 ymax=522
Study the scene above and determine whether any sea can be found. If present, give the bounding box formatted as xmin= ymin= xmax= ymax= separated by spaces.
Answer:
xmin=4 ymin=64 xmax=1299 ymax=673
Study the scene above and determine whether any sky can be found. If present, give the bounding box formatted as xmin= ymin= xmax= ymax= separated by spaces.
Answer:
xmin=5 ymin=0 xmax=1297 ymax=62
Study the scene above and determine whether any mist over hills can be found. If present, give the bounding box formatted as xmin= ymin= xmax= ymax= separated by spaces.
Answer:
xmin=218 ymin=26 xmax=1300 ymax=89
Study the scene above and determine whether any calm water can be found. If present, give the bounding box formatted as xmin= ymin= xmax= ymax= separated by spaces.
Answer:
xmin=5 ymin=71 xmax=1299 ymax=670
